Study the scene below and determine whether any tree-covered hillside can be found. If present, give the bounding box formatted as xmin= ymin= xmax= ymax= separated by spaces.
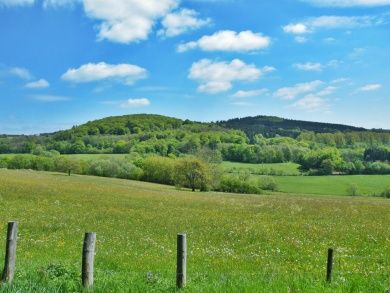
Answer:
xmin=2 ymin=113 xmax=390 ymax=177
xmin=217 ymin=115 xmax=381 ymax=139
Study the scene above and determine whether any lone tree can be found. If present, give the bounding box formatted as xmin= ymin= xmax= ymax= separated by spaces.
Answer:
xmin=174 ymin=157 xmax=210 ymax=191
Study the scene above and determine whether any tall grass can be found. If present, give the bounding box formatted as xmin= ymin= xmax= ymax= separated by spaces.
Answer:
xmin=0 ymin=170 xmax=389 ymax=292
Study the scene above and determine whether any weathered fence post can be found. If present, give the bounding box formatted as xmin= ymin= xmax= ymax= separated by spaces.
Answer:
xmin=2 ymin=221 xmax=18 ymax=284
xmin=82 ymin=232 xmax=96 ymax=289
xmin=326 ymin=248 xmax=334 ymax=282
xmin=176 ymin=233 xmax=187 ymax=289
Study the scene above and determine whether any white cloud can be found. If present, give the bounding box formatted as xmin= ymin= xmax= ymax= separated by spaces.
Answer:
xmin=43 ymin=0 xmax=80 ymax=8
xmin=283 ymin=23 xmax=309 ymax=34
xmin=283 ymin=14 xmax=388 ymax=37
xmin=274 ymin=80 xmax=324 ymax=100
xmin=83 ymin=0 xmax=178 ymax=43
xmin=9 ymin=67 xmax=32 ymax=80
xmin=25 ymin=79 xmax=50 ymax=89
xmin=301 ymin=0 xmax=390 ymax=7
xmin=61 ymin=62 xmax=147 ymax=85
xmin=293 ymin=62 xmax=323 ymax=72
xmin=0 ymin=0 xmax=34 ymax=7
xmin=358 ymin=83 xmax=382 ymax=92
xmin=231 ymin=88 xmax=269 ymax=98
xmin=331 ymin=77 xmax=350 ymax=84
xmin=120 ymin=98 xmax=151 ymax=107
xmin=293 ymin=93 xmax=329 ymax=111
xmin=189 ymin=59 xmax=270 ymax=94
xmin=178 ymin=30 xmax=271 ymax=53
xmin=31 ymin=94 xmax=70 ymax=102
xmin=158 ymin=8 xmax=211 ymax=37
xmin=324 ymin=37 xmax=336 ymax=43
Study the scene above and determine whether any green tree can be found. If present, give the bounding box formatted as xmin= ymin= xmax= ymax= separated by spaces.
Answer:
xmin=174 ymin=157 xmax=210 ymax=191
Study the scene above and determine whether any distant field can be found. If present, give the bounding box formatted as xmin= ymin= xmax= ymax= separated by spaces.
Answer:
xmin=222 ymin=161 xmax=301 ymax=176
xmin=274 ymin=175 xmax=390 ymax=196
xmin=0 ymin=169 xmax=389 ymax=292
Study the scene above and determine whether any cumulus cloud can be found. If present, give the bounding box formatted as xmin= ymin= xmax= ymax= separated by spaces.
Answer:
xmin=283 ymin=23 xmax=309 ymax=34
xmin=0 ymin=0 xmax=34 ymax=7
xmin=158 ymin=8 xmax=211 ymax=37
xmin=25 ymin=79 xmax=50 ymax=89
xmin=9 ymin=67 xmax=32 ymax=80
xmin=292 ymin=85 xmax=336 ymax=111
xmin=83 ymin=0 xmax=178 ymax=44
xmin=274 ymin=80 xmax=324 ymax=100
xmin=301 ymin=0 xmax=390 ymax=7
xmin=189 ymin=59 xmax=272 ymax=94
xmin=293 ymin=93 xmax=330 ymax=111
xmin=231 ymin=88 xmax=269 ymax=98
xmin=31 ymin=94 xmax=70 ymax=102
xmin=283 ymin=14 xmax=388 ymax=37
xmin=120 ymin=98 xmax=151 ymax=107
xmin=178 ymin=30 xmax=271 ymax=53
xmin=61 ymin=62 xmax=147 ymax=85
xmin=358 ymin=83 xmax=382 ymax=92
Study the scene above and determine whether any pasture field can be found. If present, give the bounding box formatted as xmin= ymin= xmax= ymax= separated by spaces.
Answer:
xmin=274 ymin=175 xmax=390 ymax=196
xmin=222 ymin=161 xmax=301 ymax=176
xmin=0 ymin=169 xmax=389 ymax=292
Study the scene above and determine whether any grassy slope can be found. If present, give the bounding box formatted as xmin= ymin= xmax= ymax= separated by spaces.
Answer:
xmin=0 ymin=170 xmax=389 ymax=292
xmin=275 ymin=175 xmax=390 ymax=196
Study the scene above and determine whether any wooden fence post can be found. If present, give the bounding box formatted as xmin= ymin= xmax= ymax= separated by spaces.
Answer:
xmin=82 ymin=232 xmax=96 ymax=289
xmin=176 ymin=233 xmax=187 ymax=289
xmin=326 ymin=248 xmax=334 ymax=282
xmin=2 ymin=221 xmax=18 ymax=284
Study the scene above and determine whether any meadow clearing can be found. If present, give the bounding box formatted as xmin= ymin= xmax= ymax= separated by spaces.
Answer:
xmin=0 ymin=169 xmax=389 ymax=292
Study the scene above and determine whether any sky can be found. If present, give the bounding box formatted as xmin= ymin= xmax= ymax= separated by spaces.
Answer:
xmin=0 ymin=0 xmax=389 ymax=134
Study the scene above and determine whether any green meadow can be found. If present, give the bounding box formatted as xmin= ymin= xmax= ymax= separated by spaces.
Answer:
xmin=275 ymin=175 xmax=390 ymax=196
xmin=221 ymin=161 xmax=301 ymax=176
xmin=0 ymin=169 xmax=389 ymax=292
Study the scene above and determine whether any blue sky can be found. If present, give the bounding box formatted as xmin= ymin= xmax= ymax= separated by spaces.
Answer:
xmin=0 ymin=0 xmax=389 ymax=134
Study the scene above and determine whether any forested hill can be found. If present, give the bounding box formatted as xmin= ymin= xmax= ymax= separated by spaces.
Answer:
xmin=217 ymin=115 xmax=375 ymax=139
xmin=32 ymin=113 xmax=389 ymax=139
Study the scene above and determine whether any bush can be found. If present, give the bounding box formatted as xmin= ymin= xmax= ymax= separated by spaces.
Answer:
xmin=88 ymin=159 xmax=142 ymax=180
xmin=220 ymin=174 xmax=262 ymax=195
xmin=347 ymin=184 xmax=359 ymax=196
xmin=33 ymin=156 xmax=55 ymax=171
xmin=381 ymin=187 xmax=390 ymax=199
xmin=174 ymin=156 xmax=211 ymax=191
xmin=8 ymin=155 xmax=34 ymax=169
xmin=258 ymin=176 xmax=278 ymax=191
xmin=142 ymin=156 xmax=175 ymax=185
xmin=0 ymin=157 xmax=9 ymax=168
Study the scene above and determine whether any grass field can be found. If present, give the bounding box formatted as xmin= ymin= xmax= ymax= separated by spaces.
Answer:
xmin=274 ymin=175 xmax=390 ymax=196
xmin=0 ymin=169 xmax=389 ymax=292
xmin=222 ymin=161 xmax=301 ymax=176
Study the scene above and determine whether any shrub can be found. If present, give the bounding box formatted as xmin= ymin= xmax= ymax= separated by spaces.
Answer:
xmin=0 ymin=157 xmax=9 ymax=168
xmin=347 ymin=183 xmax=359 ymax=196
xmin=174 ymin=156 xmax=211 ymax=191
xmin=87 ymin=159 xmax=142 ymax=180
xmin=8 ymin=155 xmax=34 ymax=169
xmin=381 ymin=187 xmax=390 ymax=199
xmin=219 ymin=174 xmax=262 ymax=195
xmin=142 ymin=156 xmax=175 ymax=185
xmin=33 ymin=156 xmax=55 ymax=171
xmin=258 ymin=176 xmax=278 ymax=191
